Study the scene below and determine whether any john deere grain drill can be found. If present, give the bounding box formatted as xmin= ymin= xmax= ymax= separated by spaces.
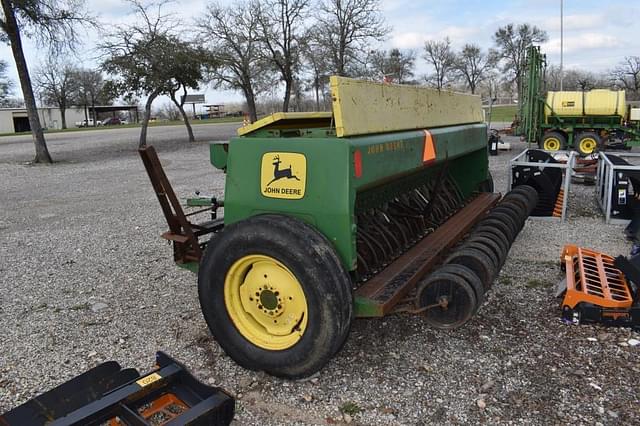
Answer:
xmin=141 ymin=77 xmax=537 ymax=378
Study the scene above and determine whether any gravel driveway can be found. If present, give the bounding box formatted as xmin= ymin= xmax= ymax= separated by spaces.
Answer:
xmin=0 ymin=125 xmax=638 ymax=424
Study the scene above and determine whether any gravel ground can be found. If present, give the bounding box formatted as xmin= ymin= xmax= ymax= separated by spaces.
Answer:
xmin=1 ymin=124 xmax=639 ymax=425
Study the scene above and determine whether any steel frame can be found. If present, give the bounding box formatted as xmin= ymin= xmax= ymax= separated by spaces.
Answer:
xmin=596 ymin=152 xmax=640 ymax=224
xmin=508 ymin=149 xmax=576 ymax=221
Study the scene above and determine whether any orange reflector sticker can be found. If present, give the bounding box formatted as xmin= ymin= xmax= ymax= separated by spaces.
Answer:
xmin=354 ymin=149 xmax=363 ymax=178
xmin=422 ymin=130 xmax=436 ymax=163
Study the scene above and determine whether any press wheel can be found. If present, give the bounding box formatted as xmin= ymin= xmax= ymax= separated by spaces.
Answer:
xmin=438 ymin=264 xmax=485 ymax=312
xmin=445 ymin=247 xmax=496 ymax=290
xmin=416 ymin=271 xmax=477 ymax=329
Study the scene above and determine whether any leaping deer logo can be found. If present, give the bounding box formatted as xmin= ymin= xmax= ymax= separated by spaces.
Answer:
xmin=267 ymin=155 xmax=301 ymax=186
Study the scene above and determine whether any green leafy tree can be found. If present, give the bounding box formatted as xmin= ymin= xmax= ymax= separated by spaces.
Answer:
xmin=101 ymin=1 xmax=206 ymax=146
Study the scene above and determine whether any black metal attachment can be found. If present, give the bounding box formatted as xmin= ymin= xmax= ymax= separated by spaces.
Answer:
xmin=0 ymin=352 xmax=235 ymax=426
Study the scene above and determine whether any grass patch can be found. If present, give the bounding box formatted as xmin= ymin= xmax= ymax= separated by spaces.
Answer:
xmin=340 ymin=401 xmax=362 ymax=416
xmin=484 ymin=105 xmax=518 ymax=123
xmin=525 ymin=279 xmax=552 ymax=288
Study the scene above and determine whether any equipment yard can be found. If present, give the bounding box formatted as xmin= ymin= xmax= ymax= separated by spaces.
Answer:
xmin=1 ymin=125 xmax=639 ymax=424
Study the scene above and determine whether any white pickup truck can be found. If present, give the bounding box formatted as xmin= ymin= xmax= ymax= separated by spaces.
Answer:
xmin=75 ymin=119 xmax=101 ymax=127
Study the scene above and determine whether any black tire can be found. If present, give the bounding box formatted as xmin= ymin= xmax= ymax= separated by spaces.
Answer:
xmin=415 ymin=271 xmax=477 ymax=329
xmin=445 ymin=247 xmax=496 ymax=290
xmin=491 ymin=205 xmax=525 ymax=231
xmin=198 ymin=214 xmax=353 ymax=379
xmin=510 ymin=185 xmax=539 ymax=210
xmin=465 ymin=235 xmax=506 ymax=268
xmin=470 ymin=228 xmax=511 ymax=266
xmin=540 ymin=131 xmax=566 ymax=151
xmin=502 ymin=191 xmax=531 ymax=214
xmin=459 ymin=241 xmax=500 ymax=271
xmin=499 ymin=197 xmax=529 ymax=223
xmin=486 ymin=210 xmax=519 ymax=239
xmin=575 ymin=131 xmax=601 ymax=157
xmin=437 ymin=264 xmax=485 ymax=313
xmin=476 ymin=217 xmax=516 ymax=243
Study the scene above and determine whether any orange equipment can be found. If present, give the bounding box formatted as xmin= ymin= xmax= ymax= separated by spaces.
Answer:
xmin=559 ymin=244 xmax=639 ymax=327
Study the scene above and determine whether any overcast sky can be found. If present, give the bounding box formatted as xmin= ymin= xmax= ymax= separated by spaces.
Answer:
xmin=1 ymin=0 xmax=637 ymax=106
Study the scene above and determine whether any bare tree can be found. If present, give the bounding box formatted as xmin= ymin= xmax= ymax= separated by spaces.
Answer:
xmin=423 ymin=38 xmax=455 ymax=90
xmin=611 ymin=56 xmax=640 ymax=100
xmin=315 ymin=0 xmax=390 ymax=76
xmin=0 ymin=0 xmax=93 ymax=163
xmin=73 ymin=68 xmax=108 ymax=127
xmin=546 ymin=65 xmax=609 ymax=91
xmin=453 ymin=44 xmax=495 ymax=94
xmin=157 ymin=102 xmax=181 ymax=121
xmin=368 ymin=48 xmax=416 ymax=83
xmin=256 ymin=0 xmax=309 ymax=112
xmin=34 ymin=58 xmax=78 ymax=129
xmin=197 ymin=1 xmax=272 ymax=123
xmin=301 ymin=27 xmax=331 ymax=110
xmin=493 ymin=23 xmax=547 ymax=98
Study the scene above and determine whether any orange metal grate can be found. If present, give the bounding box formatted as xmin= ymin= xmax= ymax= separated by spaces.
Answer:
xmin=561 ymin=244 xmax=633 ymax=309
xmin=552 ymin=189 xmax=564 ymax=217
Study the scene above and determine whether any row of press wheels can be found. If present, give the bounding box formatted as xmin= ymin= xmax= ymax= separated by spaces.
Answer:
xmin=415 ymin=185 xmax=539 ymax=329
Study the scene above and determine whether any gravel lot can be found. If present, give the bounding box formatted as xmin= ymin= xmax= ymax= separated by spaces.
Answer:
xmin=1 ymin=124 xmax=639 ymax=424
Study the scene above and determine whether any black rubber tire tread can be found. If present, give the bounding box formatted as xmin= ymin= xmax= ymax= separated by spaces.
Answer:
xmin=415 ymin=270 xmax=477 ymax=329
xmin=476 ymin=217 xmax=516 ymax=243
xmin=499 ymin=197 xmax=529 ymax=223
xmin=465 ymin=235 xmax=506 ymax=268
xmin=437 ymin=264 xmax=485 ymax=313
xmin=445 ymin=247 xmax=496 ymax=290
xmin=491 ymin=205 xmax=525 ymax=230
xmin=486 ymin=210 xmax=519 ymax=240
xmin=458 ymin=241 xmax=500 ymax=271
xmin=511 ymin=185 xmax=539 ymax=212
xmin=502 ymin=192 xmax=531 ymax=215
xmin=469 ymin=230 xmax=510 ymax=263
xmin=198 ymin=214 xmax=353 ymax=379
xmin=502 ymin=191 xmax=536 ymax=217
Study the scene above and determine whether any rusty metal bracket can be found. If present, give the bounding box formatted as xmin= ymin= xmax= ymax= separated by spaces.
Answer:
xmin=139 ymin=145 xmax=222 ymax=265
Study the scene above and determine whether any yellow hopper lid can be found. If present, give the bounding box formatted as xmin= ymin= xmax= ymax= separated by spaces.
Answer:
xmin=236 ymin=112 xmax=333 ymax=136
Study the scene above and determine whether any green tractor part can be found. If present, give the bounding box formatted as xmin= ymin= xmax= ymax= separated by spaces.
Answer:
xmin=141 ymin=76 xmax=532 ymax=378
xmin=517 ymin=45 xmax=640 ymax=156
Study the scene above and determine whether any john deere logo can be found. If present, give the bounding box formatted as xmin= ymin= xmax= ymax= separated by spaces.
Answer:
xmin=260 ymin=152 xmax=306 ymax=199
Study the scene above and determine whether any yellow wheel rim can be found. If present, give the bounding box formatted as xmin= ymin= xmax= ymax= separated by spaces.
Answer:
xmin=543 ymin=137 xmax=561 ymax=151
xmin=579 ymin=137 xmax=597 ymax=154
xmin=224 ymin=255 xmax=308 ymax=350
